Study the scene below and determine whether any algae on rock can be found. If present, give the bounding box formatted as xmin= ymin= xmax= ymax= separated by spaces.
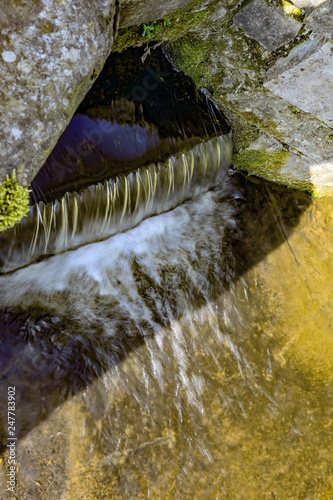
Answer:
xmin=0 ymin=170 xmax=30 ymax=231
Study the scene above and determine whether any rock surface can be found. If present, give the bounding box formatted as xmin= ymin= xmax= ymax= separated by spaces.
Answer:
xmin=304 ymin=0 xmax=333 ymax=37
xmin=119 ymin=0 xmax=195 ymax=27
xmin=236 ymin=133 xmax=333 ymax=196
xmin=162 ymin=0 xmax=333 ymax=195
xmin=233 ymin=0 xmax=301 ymax=52
xmin=1 ymin=0 xmax=333 ymax=197
xmin=0 ymin=0 xmax=205 ymax=187
xmin=227 ymin=89 xmax=333 ymax=162
xmin=265 ymin=39 xmax=333 ymax=127
xmin=292 ymin=0 xmax=326 ymax=12
xmin=0 ymin=0 xmax=117 ymax=186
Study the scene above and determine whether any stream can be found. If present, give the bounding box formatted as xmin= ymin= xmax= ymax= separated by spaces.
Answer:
xmin=0 ymin=170 xmax=332 ymax=499
xmin=0 ymin=46 xmax=332 ymax=500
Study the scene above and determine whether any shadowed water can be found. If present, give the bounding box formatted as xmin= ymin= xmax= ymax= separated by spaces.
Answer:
xmin=1 ymin=170 xmax=332 ymax=498
xmin=30 ymin=46 xmax=230 ymax=205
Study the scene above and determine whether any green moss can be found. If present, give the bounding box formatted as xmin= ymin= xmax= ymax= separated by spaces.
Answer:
xmin=232 ymin=148 xmax=313 ymax=191
xmin=167 ymin=34 xmax=212 ymax=86
xmin=217 ymin=103 xmax=260 ymax=154
xmin=112 ymin=25 xmax=142 ymax=53
xmin=160 ymin=7 xmax=208 ymax=40
xmin=232 ymin=146 xmax=333 ymax=196
xmin=233 ymin=148 xmax=287 ymax=174
xmin=0 ymin=170 xmax=30 ymax=231
xmin=112 ymin=0 xmax=212 ymax=53
xmin=213 ymin=100 xmax=285 ymax=143
xmin=168 ymin=22 xmax=266 ymax=95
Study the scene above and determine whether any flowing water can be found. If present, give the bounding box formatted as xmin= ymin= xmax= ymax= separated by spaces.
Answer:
xmin=0 ymin=46 xmax=231 ymax=275
xmin=0 ymin=169 xmax=333 ymax=499
xmin=0 ymin=135 xmax=231 ymax=274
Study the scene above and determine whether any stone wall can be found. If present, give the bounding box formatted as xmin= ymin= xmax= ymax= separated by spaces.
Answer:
xmin=162 ymin=0 xmax=333 ymax=197
xmin=0 ymin=0 xmax=119 ymax=186
xmin=112 ymin=0 xmax=333 ymax=197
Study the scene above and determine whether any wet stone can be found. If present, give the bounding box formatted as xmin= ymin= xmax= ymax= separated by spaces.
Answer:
xmin=233 ymin=0 xmax=301 ymax=52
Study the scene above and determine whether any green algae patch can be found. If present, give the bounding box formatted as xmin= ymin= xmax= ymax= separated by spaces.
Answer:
xmin=232 ymin=148 xmax=314 ymax=191
xmin=233 ymin=148 xmax=288 ymax=178
xmin=0 ymin=170 xmax=30 ymax=231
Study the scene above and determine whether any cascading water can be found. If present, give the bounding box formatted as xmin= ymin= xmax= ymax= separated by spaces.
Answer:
xmin=0 ymin=135 xmax=231 ymax=274
xmin=1 ymin=169 xmax=332 ymax=499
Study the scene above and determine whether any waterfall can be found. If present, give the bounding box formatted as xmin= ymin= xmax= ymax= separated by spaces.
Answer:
xmin=0 ymin=134 xmax=232 ymax=274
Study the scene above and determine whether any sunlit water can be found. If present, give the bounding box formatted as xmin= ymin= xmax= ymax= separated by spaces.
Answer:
xmin=0 ymin=171 xmax=332 ymax=499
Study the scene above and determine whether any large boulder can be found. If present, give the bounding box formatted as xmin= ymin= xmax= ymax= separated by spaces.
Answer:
xmin=0 ymin=0 xmax=118 ymax=186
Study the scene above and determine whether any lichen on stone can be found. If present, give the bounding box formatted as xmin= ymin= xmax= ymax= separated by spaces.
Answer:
xmin=0 ymin=170 xmax=30 ymax=231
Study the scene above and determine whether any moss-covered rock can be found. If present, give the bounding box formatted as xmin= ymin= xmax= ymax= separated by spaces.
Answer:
xmin=232 ymin=147 xmax=321 ymax=193
xmin=112 ymin=0 xmax=212 ymax=53
xmin=233 ymin=148 xmax=287 ymax=178
xmin=0 ymin=170 xmax=30 ymax=231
